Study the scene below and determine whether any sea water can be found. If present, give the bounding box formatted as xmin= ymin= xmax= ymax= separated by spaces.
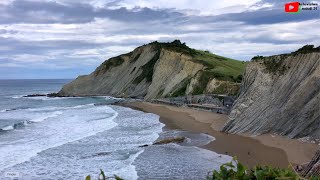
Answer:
xmin=0 ymin=79 xmax=231 ymax=180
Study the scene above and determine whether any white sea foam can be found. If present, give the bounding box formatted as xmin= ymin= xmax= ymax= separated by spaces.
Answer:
xmin=0 ymin=105 xmax=118 ymax=171
xmin=29 ymin=111 xmax=63 ymax=122
xmin=26 ymin=104 xmax=94 ymax=112
xmin=11 ymin=95 xmax=24 ymax=99
xmin=105 ymin=96 xmax=123 ymax=101
xmin=0 ymin=105 xmax=166 ymax=180
xmin=11 ymin=95 xmax=83 ymax=101
xmin=113 ymin=149 xmax=145 ymax=180
xmin=0 ymin=109 xmax=8 ymax=113
xmin=36 ymin=96 xmax=84 ymax=101
xmin=1 ymin=125 xmax=14 ymax=131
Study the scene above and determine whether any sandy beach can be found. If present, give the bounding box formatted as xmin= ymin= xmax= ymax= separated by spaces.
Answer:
xmin=121 ymin=101 xmax=319 ymax=168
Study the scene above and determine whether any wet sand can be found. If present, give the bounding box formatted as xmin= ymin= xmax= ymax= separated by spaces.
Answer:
xmin=121 ymin=102 xmax=318 ymax=168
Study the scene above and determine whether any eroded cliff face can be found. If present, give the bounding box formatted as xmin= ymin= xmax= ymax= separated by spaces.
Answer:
xmin=223 ymin=52 xmax=320 ymax=139
xmin=58 ymin=43 xmax=214 ymax=100
xmin=59 ymin=40 xmax=245 ymax=100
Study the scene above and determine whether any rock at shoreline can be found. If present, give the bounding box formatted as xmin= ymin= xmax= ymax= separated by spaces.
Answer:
xmin=23 ymin=94 xmax=47 ymax=97
xmin=23 ymin=93 xmax=70 ymax=98
xmin=153 ymin=137 xmax=186 ymax=145
xmin=138 ymin=137 xmax=186 ymax=148
xmin=139 ymin=137 xmax=186 ymax=147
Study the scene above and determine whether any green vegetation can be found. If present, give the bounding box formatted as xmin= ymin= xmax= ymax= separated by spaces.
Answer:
xmin=192 ymin=71 xmax=215 ymax=95
xmin=136 ymin=40 xmax=247 ymax=94
xmin=168 ymin=78 xmax=191 ymax=97
xmin=151 ymin=40 xmax=247 ymax=95
xmin=251 ymin=55 xmax=264 ymax=62
xmin=252 ymin=55 xmax=288 ymax=75
xmin=133 ymin=50 xmax=161 ymax=84
xmin=263 ymin=57 xmax=287 ymax=75
xmin=193 ymin=50 xmax=247 ymax=82
xmin=86 ymin=169 xmax=123 ymax=180
xmin=211 ymin=83 xmax=228 ymax=95
xmin=251 ymin=54 xmax=288 ymax=75
xmin=133 ymin=40 xmax=246 ymax=93
xmin=293 ymin=45 xmax=320 ymax=54
xmin=250 ymin=45 xmax=320 ymax=75
xmin=87 ymin=158 xmax=319 ymax=180
xmin=190 ymin=50 xmax=246 ymax=95
xmin=207 ymin=158 xmax=319 ymax=180
xmin=95 ymin=56 xmax=125 ymax=76
xmin=149 ymin=40 xmax=247 ymax=82
xmin=191 ymin=70 xmax=242 ymax=95
xmin=149 ymin=40 xmax=198 ymax=56
xmin=130 ymin=53 xmax=141 ymax=63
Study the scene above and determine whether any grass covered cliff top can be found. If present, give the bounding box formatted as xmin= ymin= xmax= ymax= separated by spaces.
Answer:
xmin=250 ymin=45 xmax=320 ymax=75
xmin=193 ymin=50 xmax=247 ymax=82
xmin=149 ymin=40 xmax=247 ymax=82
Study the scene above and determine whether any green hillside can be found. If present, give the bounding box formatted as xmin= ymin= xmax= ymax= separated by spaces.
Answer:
xmin=145 ymin=40 xmax=248 ymax=96
xmin=150 ymin=40 xmax=247 ymax=83
xmin=194 ymin=50 xmax=247 ymax=83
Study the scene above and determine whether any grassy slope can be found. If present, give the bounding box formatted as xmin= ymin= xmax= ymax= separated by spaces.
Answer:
xmin=151 ymin=40 xmax=248 ymax=96
xmin=153 ymin=40 xmax=247 ymax=81
xmin=193 ymin=50 xmax=247 ymax=81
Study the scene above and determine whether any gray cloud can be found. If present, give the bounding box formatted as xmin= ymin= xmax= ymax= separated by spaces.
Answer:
xmin=214 ymin=8 xmax=319 ymax=25
xmin=0 ymin=0 xmax=183 ymax=24
xmin=0 ymin=0 xmax=319 ymax=78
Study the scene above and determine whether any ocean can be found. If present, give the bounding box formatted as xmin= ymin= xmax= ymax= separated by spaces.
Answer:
xmin=0 ymin=79 xmax=231 ymax=180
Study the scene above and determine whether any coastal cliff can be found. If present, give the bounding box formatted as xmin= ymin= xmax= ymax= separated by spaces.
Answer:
xmin=58 ymin=40 xmax=245 ymax=100
xmin=223 ymin=46 xmax=320 ymax=139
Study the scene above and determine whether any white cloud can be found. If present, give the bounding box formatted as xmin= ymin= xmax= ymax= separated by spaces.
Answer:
xmin=1 ymin=17 xmax=319 ymax=65
xmin=0 ymin=0 xmax=318 ymax=78
xmin=113 ymin=0 xmax=264 ymax=15
xmin=40 ymin=0 xmax=267 ymax=15
xmin=0 ymin=0 xmax=13 ymax=5
xmin=11 ymin=54 xmax=53 ymax=62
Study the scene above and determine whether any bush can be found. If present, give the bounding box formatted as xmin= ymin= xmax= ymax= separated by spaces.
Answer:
xmin=251 ymin=55 xmax=264 ymax=61
xmin=235 ymin=75 xmax=243 ymax=83
xmin=263 ymin=58 xmax=287 ymax=75
xmin=207 ymin=158 xmax=319 ymax=180
xmin=95 ymin=56 xmax=125 ymax=76
xmin=294 ymin=45 xmax=320 ymax=54
xmin=86 ymin=169 xmax=123 ymax=180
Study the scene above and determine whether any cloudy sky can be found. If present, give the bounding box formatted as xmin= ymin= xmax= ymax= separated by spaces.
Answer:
xmin=0 ymin=0 xmax=319 ymax=79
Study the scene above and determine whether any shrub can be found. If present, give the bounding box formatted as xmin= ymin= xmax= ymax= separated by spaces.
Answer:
xmin=263 ymin=58 xmax=287 ymax=75
xmin=168 ymin=78 xmax=191 ymax=97
xmin=293 ymin=45 xmax=320 ymax=54
xmin=86 ymin=169 xmax=123 ymax=180
xmin=207 ymin=158 xmax=319 ymax=180
xmin=235 ymin=75 xmax=243 ymax=83
xmin=251 ymin=55 xmax=264 ymax=61
xmin=150 ymin=40 xmax=198 ymax=57
xmin=133 ymin=50 xmax=161 ymax=84
xmin=95 ymin=56 xmax=124 ymax=76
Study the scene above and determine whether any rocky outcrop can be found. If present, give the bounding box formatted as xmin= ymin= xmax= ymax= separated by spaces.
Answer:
xmin=223 ymin=48 xmax=320 ymax=139
xmin=58 ymin=41 xmax=243 ymax=100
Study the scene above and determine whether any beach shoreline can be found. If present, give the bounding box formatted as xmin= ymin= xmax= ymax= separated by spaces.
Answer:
xmin=120 ymin=101 xmax=318 ymax=168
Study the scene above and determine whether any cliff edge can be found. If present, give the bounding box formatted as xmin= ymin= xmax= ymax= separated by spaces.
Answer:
xmin=222 ymin=45 xmax=320 ymax=139
xmin=58 ymin=40 xmax=246 ymax=100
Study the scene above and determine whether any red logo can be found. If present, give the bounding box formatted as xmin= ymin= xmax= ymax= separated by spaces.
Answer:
xmin=285 ymin=2 xmax=300 ymax=13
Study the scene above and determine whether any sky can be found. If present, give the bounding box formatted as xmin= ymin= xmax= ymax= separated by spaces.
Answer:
xmin=0 ymin=0 xmax=319 ymax=79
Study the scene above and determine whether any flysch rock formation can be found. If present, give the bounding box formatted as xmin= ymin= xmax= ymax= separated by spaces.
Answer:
xmin=58 ymin=40 xmax=243 ymax=100
xmin=223 ymin=47 xmax=320 ymax=139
